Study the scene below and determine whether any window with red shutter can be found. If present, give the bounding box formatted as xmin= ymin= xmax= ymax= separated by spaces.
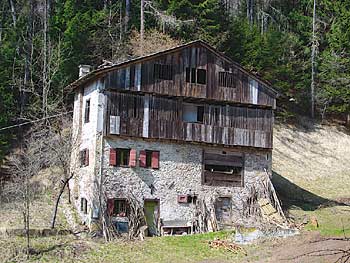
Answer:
xmin=151 ymin=151 xmax=160 ymax=169
xmin=129 ymin=149 xmax=137 ymax=167
xmin=110 ymin=148 xmax=131 ymax=167
xmin=110 ymin=148 xmax=117 ymax=166
xmin=140 ymin=150 xmax=160 ymax=169
xmin=139 ymin=150 xmax=146 ymax=167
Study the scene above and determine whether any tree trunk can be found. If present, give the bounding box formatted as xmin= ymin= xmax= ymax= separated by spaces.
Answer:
xmin=50 ymin=174 xmax=73 ymax=229
xmin=42 ymin=0 xmax=49 ymax=118
xmin=25 ymin=171 xmax=30 ymax=259
xmin=8 ymin=0 xmax=16 ymax=27
xmin=247 ymin=0 xmax=253 ymax=26
xmin=311 ymin=0 xmax=316 ymax=118
xmin=125 ymin=0 xmax=130 ymax=32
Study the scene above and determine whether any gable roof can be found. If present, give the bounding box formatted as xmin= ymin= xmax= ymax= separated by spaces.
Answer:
xmin=67 ymin=40 xmax=278 ymax=96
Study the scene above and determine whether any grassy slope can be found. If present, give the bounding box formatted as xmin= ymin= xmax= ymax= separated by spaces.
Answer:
xmin=273 ymin=119 xmax=350 ymax=236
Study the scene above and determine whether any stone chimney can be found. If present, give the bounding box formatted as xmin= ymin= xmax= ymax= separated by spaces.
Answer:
xmin=79 ymin=65 xmax=92 ymax=78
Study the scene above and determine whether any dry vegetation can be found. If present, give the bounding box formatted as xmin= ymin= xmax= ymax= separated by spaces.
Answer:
xmin=273 ymin=118 xmax=350 ymax=199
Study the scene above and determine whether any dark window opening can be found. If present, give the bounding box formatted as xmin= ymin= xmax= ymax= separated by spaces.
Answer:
xmin=84 ymin=99 xmax=90 ymax=123
xmin=80 ymin=198 xmax=88 ymax=214
xmin=114 ymin=199 xmax=128 ymax=217
xmin=80 ymin=149 xmax=89 ymax=167
xmin=204 ymin=164 xmax=242 ymax=175
xmin=197 ymin=106 xmax=204 ymax=123
xmin=154 ymin=64 xmax=173 ymax=80
xmin=146 ymin=151 xmax=152 ymax=168
xmin=116 ymin=148 xmax=130 ymax=166
xmin=219 ymin=72 xmax=235 ymax=87
xmin=214 ymin=107 xmax=220 ymax=124
xmin=186 ymin=68 xmax=191 ymax=82
xmin=185 ymin=68 xmax=206 ymax=84
xmin=197 ymin=69 xmax=206 ymax=84
xmin=191 ymin=68 xmax=196 ymax=83
xmin=203 ymin=151 xmax=243 ymax=187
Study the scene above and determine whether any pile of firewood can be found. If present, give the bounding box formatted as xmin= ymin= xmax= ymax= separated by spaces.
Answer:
xmin=208 ymin=238 xmax=247 ymax=255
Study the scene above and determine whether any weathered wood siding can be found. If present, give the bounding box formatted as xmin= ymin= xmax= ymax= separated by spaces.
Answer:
xmin=103 ymin=44 xmax=276 ymax=108
xmin=105 ymin=92 xmax=273 ymax=149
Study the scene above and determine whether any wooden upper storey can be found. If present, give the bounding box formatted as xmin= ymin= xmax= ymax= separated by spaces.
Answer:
xmin=105 ymin=92 xmax=274 ymax=149
xmin=71 ymin=41 xmax=277 ymax=108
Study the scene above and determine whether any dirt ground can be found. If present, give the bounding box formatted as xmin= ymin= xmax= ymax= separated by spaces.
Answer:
xmin=243 ymin=231 xmax=350 ymax=263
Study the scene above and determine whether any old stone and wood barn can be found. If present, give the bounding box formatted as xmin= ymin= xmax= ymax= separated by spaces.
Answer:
xmin=69 ymin=40 xmax=277 ymax=236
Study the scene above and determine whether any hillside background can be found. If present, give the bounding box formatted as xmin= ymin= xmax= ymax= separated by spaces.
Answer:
xmin=1 ymin=0 xmax=350 ymax=159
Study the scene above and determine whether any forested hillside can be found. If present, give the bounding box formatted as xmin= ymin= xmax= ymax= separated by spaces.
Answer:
xmin=1 ymin=0 xmax=350 ymax=159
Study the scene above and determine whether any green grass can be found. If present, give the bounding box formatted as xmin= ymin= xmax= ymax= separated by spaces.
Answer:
xmin=289 ymin=205 xmax=350 ymax=237
xmin=0 ymin=231 xmax=243 ymax=263
xmin=86 ymin=231 xmax=239 ymax=263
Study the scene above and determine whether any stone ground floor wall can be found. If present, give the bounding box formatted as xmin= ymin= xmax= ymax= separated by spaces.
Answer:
xmin=102 ymin=137 xmax=272 ymax=227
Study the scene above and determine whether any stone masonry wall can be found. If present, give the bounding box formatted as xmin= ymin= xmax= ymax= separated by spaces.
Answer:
xmin=103 ymin=137 xmax=272 ymax=226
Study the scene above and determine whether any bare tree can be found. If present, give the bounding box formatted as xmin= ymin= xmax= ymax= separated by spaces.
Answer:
xmin=129 ymin=30 xmax=181 ymax=58
xmin=125 ymin=0 xmax=130 ymax=32
xmin=3 ymin=126 xmax=46 ymax=258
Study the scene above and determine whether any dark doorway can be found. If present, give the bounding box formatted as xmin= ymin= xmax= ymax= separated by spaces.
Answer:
xmin=144 ymin=199 xmax=159 ymax=236
xmin=215 ymin=197 xmax=232 ymax=229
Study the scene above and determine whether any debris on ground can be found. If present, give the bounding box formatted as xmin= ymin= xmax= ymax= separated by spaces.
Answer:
xmin=207 ymin=238 xmax=247 ymax=255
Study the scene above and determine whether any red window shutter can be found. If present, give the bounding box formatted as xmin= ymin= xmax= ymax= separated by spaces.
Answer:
xmin=129 ymin=149 xmax=137 ymax=167
xmin=107 ymin=199 xmax=114 ymax=216
xmin=85 ymin=149 xmax=89 ymax=166
xmin=151 ymin=151 xmax=160 ymax=169
xmin=139 ymin=150 xmax=146 ymax=167
xmin=109 ymin=148 xmax=117 ymax=166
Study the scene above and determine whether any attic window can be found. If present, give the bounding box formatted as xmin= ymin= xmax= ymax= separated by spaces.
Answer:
xmin=219 ymin=72 xmax=235 ymax=87
xmin=197 ymin=69 xmax=207 ymax=84
xmin=186 ymin=68 xmax=206 ymax=85
xmin=154 ymin=64 xmax=173 ymax=80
